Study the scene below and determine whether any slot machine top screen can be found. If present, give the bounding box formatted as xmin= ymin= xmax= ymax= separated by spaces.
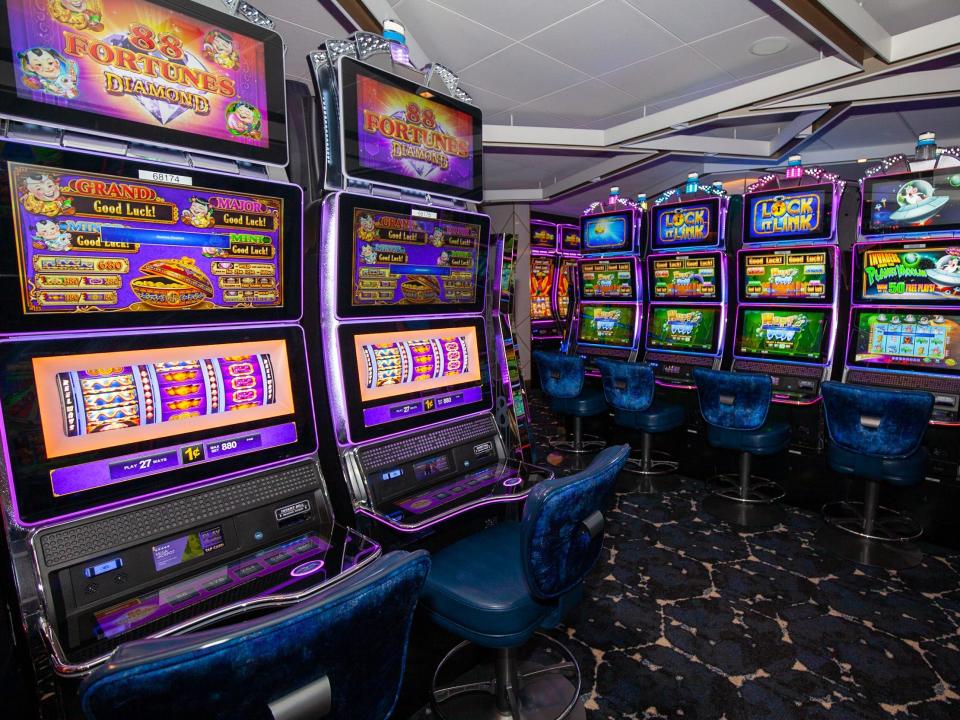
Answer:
xmin=736 ymin=308 xmax=829 ymax=363
xmin=530 ymin=221 xmax=558 ymax=251
xmin=335 ymin=193 xmax=488 ymax=319
xmin=580 ymin=210 xmax=634 ymax=254
xmin=529 ymin=255 xmax=555 ymax=320
xmin=854 ymin=239 xmax=960 ymax=305
xmin=861 ymin=167 xmax=960 ymax=236
xmin=578 ymin=259 xmax=637 ymax=301
xmin=647 ymin=306 xmax=720 ymax=353
xmin=560 ymin=225 xmax=581 ymax=254
xmin=0 ymin=0 xmax=287 ymax=165
xmin=0 ymin=141 xmax=301 ymax=334
xmin=648 ymin=253 xmax=721 ymax=301
xmin=338 ymin=318 xmax=492 ymax=442
xmin=744 ymin=184 xmax=835 ymax=243
xmin=651 ymin=197 xmax=721 ymax=250
xmin=0 ymin=327 xmax=317 ymax=524
xmin=340 ymin=57 xmax=483 ymax=201
xmin=848 ymin=310 xmax=960 ymax=376
xmin=740 ymin=248 xmax=833 ymax=303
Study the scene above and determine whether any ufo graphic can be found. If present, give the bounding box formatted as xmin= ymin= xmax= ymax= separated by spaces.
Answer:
xmin=888 ymin=179 xmax=949 ymax=222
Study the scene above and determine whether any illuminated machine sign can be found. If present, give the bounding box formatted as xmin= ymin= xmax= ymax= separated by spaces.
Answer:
xmin=580 ymin=210 xmax=633 ymax=254
xmin=579 ymin=259 xmax=636 ymax=301
xmin=338 ymin=319 xmax=492 ymax=441
xmin=560 ymin=225 xmax=580 ymax=254
xmin=0 ymin=0 xmax=287 ymax=165
xmin=737 ymin=308 xmax=828 ymax=363
xmin=647 ymin=306 xmax=719 ymax=353
xmin=849 ymin=310 xmax=960 ymax=376
xmin=340 ymin=57 xmax=483 ymax=201
xmin=861 ymin=167 xmax=960 ymax=236
xmin=529 ymin=255 xmax=555 ymax=320
xmin=740 ymin=249 xmax=830 ymax=302
xmin=855 ymin=240 xmax=960 ymax=305
xmin=0 ymin=141 xmax=301 ymax=334
xmin=530 ymin=221 xmax=557 ymax=250
xmin=649 ymin=254 xmax=719 ymax=301
xmin=0 ymin=327 xmax=315 ymax=524
xmin=745 ymin=185 xmax=834 ymax=243
xmin=333 ymin=193 xmax=488 ymax=318
xmin=577 ymin=304 xmax=636 ymax=348
xmin=651 ymin=197 xmax=721 ymax=250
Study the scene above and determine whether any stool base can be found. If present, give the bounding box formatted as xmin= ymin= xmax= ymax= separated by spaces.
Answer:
xmin=432 ymin=633 xmax=584 ymax=720
xmin=822 ymin=500 xmax=923 ymax=542
xmin=702 ymin=492 xmax=785 ymax=528
xmin=549 ymin=416 xmax=605 ymax=455
xmin=815 ymin=524 xmax=922 ymax=570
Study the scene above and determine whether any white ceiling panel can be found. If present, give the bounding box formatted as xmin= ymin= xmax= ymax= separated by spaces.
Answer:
xmin=691 ymin=16 xmax=820 ymax=80
xmin=391 ymin=0 xmax=513 ymax=71
xmin=859 ymin=0 xmax=959 ymax=35
xmin=516 ymin=80 xmax=640 ymax=123
xmin=817 ymin=110 xmax=913 ymax=149
xmin=623 ymin=0 xmax=765 ymax=43
xmin=600 ymin=46 xmax=733 ymax=106
xmin=485 ymin=108 xmax=580 ymax=128
xmin=484 ymin=152 xmax=607 ymax=189
xmin=460 ymin=84 xmax=518 ymax=117
xmin=460 ymin=44 xmax=590 ymax=102
xmin=271 ymin=17 xmax=333 ymax=79
xmin=429 ymin=0 xmax=601 ymax=41
xmin=523 ymin=0 xmax=681 ymax=77
xmin=896 ymin=105 xmax=960 ymax=142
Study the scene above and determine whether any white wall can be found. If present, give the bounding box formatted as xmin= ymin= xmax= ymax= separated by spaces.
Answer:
xmin=485 ymin=204 xmax=532 ymax=381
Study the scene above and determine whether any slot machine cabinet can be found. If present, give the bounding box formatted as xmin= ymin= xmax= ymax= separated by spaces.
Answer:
xmin=307 ymin=32 xmax=552 ymax=548
xmin=846 ymin=142 xmax=960 ymax=483
xmin=731 ymin=160 xmax=847 ymax=454
xmin=554 ymin=224 xmax=581 ymax=352
xmin=566 ymin=189 xmax=644 ymax=373
xmin=529 ymin=220 xmax=562 ymax=344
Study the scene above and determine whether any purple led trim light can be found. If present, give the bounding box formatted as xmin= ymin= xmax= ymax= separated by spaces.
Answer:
xmin=502 ymin=476 xmax=522 ymax=487
xmin=291 ymin=559 xmax=325 ymax=577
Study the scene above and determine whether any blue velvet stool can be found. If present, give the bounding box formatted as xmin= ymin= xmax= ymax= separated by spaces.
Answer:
xmin=692 ymin=369 xmax=791 ymax=528
xmin=78 ymin=550 xmax=430 ymax=720
xmin=596 ymin=358 xmax=683 ymax=490
xmin=818 ymin=382 xmax=933 ymax=570
xmin=533 ymin=350 xmax=608 ymax=454
xmin=421 ymin=445 xmax=630 ymax=720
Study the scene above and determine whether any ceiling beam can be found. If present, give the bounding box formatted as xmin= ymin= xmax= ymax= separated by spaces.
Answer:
xmin=772 ymin=0 xmax=871 ymax=65
xmin=326 ymin=0 xmax=378 ymax=32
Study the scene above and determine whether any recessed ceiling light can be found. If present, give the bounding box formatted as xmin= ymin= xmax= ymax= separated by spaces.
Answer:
xmin=749 ymin=36 xmax=789 ymax=56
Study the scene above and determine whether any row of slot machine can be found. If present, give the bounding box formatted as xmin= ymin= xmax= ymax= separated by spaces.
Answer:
xmin=0 ymin=4 xmax=537 ymax=717
xmin=529 ymin=147 xmax=960 ymax=479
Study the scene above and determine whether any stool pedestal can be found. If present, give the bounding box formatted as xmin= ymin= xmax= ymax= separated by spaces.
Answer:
xmin=623 ymin=432 xmax=679 ymax=493
xmin=703 ymin=452 xmax=785 ymax=528
xmin=550 ymin=415 xmax=606 ymax=455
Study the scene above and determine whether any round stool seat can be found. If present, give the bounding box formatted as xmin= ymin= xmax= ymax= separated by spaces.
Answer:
xmin=614 ymin=401 xmax=684 ymax=434
xmin=827 ymin=444 xmax=927 ymax=487
xmin=705 ymin=420 xmax=790 ymax=456
xmin=548 ymin=387 xmax=607 ymax=417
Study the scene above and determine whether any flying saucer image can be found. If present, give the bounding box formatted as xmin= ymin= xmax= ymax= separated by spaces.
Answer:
xmin=889 ymin=179 xmax=949 ymax=222
xmin=925 ymin=268 xmax=960 ymax=287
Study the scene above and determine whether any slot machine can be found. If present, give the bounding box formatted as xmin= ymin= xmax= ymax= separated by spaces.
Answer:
xmin=567 ymin=188 xmax=643 ymax=372
xmin=555 ymin=223 xmax=581 ymax=350
xmin=644 ymin=174 xmax=731 ymax=388
xmin=0 ymin=2 xmax=379 ymax=716
xmin=308 ymin=29 xmax=552 ymax=542
xmin=845 ymin=134 xmax=960 ymax=481
xmin=529 ymin=220 xmax=562 ymax=343
xmin=732 ymin=157 xmax=846 ymax=451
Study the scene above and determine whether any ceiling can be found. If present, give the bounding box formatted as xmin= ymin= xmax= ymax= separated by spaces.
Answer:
xmin=214 ymin=0 xmax=960 ymax=213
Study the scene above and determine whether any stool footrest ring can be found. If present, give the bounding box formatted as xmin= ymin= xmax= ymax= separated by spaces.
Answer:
xmin=821 ymin=500 xmax=923 ymax=542
xmin=709 ymin=473 xmax=785 ymax=504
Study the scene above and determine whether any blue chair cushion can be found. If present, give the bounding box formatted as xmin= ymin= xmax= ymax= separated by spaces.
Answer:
xmin=614 ymin=401 xmax=684 ymax=434
xmin=548 ymin=386 xmax=608 ymax=417
xmin=420 ymin=523 xmax=553 ymax=648
xmin=828 ymin=443 xmax=928 ymax=487
xmin=706 ymin=420 xmax=790 ymax=456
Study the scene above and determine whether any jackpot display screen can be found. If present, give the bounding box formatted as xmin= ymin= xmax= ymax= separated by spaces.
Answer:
xmin=849 ymin=310 xmax=960 ymax=376
xmin=336 ymin=193 xmax=488 ymax=318
xmin=649 ymin=254 xmax=720 ymax=301
xmin=340 ymin=58 xmax=483 ymax=201
xmin=530 ymin=255 xmax=555 ymax=320
xmin=740 ymin=248 xmax=831 ymax=302
xmin=0 ymin=326 xmax=316 ymax=524
xmin=339 ymin=319 xmax=492 ymax=441
xmin=579 ymin=259 xmax=637 ymax=301
xmin=737 ymin=308 xmax=828 ymax=362
xmin=744 ymin=184 xmax=834 ymax=243
xmin=861 ymin=167 xmax=960 ymax=236
xmin=854 ymin=240 xmax=960 ymax=304
xmin=560 ymin=225 xmax=580 ymax=254
xmin=581 ymin=210 xmax=633 ymax=254
xmin=0 ymin=141 xmax=301 ymax=333
xmin=577 ymin=304 xmax=636 ymax=348
xmin=0 ymin=0 xmax=287 ymax=165
xmin=651 ymin=197 xmax=721 ymax=250
xmin=647 ymin=306 xmax=720 ymax=353
xmin=530 ymin=221 xmax=558 ymax=250
xmin=556 ymin=258 xmax=576 ymax=321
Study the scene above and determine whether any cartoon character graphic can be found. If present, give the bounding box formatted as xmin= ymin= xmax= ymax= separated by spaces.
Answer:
xmin=182 ymin=198 xmax=215 ymax=229
xmin=203 ymin=30 xmax=240 ymax=70
xmin=225 ymin=101 xmax=261 ymax=139
xmin=936 ymin=255 xmax=960 ymax=274
xmin=32 ymin=219 xmax=72 ymax=251
xmin=926 ymin=250 xmax=960 ymax=289
xmin=429 ymin=227 xmax=445 ymax=247
xmin=357 ymin=214 xmax=377 ymax=242
xmin=18 ymin=47 xmax=79 ymax=99
xmin=359 ymin=244 xmax=378 ymax=265
xmin=19 ymin=173 xmax=72 ymax=217
xmin=437 ymin=251 xmax=451 ymax=266
xmin=889 ymin=179 xmax=949 ymax=224
xmin=47 ymin=0 xmax=103 ymax=32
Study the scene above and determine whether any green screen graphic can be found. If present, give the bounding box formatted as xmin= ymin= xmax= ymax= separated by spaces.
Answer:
xmin=647 ymin=306 xmax=718 ymax=352
xmin=738 ymin=309 xmax=826 ymax=361
xmin=578 ymin=305 xmax=635 ymax=347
